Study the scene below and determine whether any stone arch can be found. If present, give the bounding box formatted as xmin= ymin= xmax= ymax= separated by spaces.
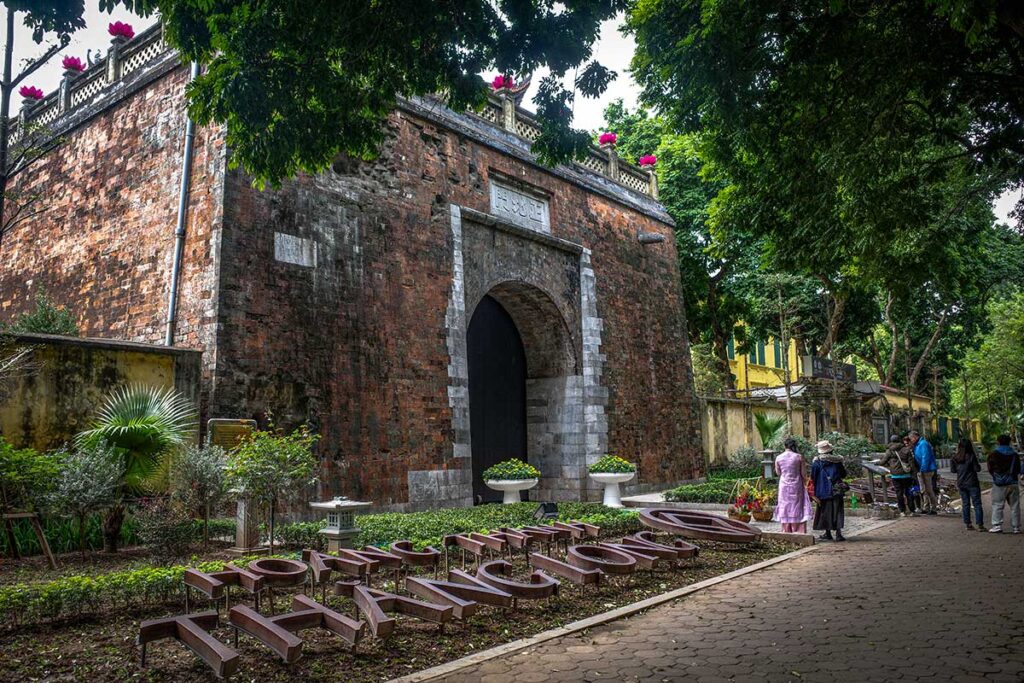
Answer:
xmin=468 ymin=279 xmax=579 ymax=379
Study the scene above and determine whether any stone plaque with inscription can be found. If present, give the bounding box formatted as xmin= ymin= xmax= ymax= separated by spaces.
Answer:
xmin=274 ymin=232 xmax=318 ymax=267
xmin=207 ymin=418 xmax=256 ymax=451
xmin=489 ymin=181 xmax=550 ymax=233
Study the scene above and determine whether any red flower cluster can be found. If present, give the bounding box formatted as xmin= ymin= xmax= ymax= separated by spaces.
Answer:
xmin=62 ymin=56 xmax=86 ymax=72
xmin=109 ymin=21 xmax=135 ymax=40
xmin=599 ymin=132 xmax=618 ymax=145
xmin=638 ymin=154 xmax=657 ymax=167
xmin=18 ymin=85 xmax=44 ymax=100
xmin=491 ymin=74 xmax=514 ymax=90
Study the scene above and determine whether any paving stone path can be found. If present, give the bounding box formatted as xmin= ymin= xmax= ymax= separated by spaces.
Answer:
xmin=436 ymin=512 xmax=1024 ymax=682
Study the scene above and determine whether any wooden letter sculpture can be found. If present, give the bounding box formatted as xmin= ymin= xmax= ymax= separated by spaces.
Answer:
xmin=229 ymin=594 xmax=365 ymax=664
xmin=184 ymin=563 xmax=264 ymax=613
xmin=639 ymin=508 xmax=761 ymax=544
xmin=474 ymin=559 xmax=559 ymax=603
xmin=333 ymin=580 xmax=452 ymax=638
xmin=138 ymin=611 xmax=239 ymax=679
xmin=406 ymin=570 xmax=513 ymax=620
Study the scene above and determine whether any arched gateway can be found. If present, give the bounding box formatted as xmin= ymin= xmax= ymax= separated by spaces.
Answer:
xmin=447 ymin=203 xmax=608 ymax=505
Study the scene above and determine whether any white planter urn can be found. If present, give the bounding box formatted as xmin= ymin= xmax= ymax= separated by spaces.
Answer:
xmin=485 ymin=478 xmax=539 ymax=504
xmin=588 ymin=471 xmax=636 ymax=508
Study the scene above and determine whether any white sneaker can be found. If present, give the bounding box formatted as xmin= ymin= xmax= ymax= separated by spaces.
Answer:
xmin=1013 ymin=528 xmax=1021 ymax=534
xmin=989 ymin=527 xmax=1002 ymax=533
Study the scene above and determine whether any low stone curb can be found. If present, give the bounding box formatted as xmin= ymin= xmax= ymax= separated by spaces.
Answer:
xmin=387 ymin=517 xmax=899 ymax=683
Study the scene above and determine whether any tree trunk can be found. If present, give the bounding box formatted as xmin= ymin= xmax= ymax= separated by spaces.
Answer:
xmin=103 ymin=504 xmax=125 ymax=553
xmin=203 ymin=501 xmax=210 ymax=548
xmin=962 ymin=373 xmax=972 ymax=441
xmin=78 ymin=514 xmax=86 ymax=557
xmin=269 ymin=498 xmax=276 ymax=556
xmin=707 ymin=277 xmax=735 ymax=391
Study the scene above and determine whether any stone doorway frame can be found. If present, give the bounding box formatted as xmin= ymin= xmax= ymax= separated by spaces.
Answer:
xmin=444 ymin=204 xmax=608 ymax=503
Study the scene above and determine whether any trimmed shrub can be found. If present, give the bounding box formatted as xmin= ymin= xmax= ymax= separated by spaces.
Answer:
xmin=588 ymin=455 xmax=636 ymax=473
xmin=727 ymin=446 xmax=762 ymax=470
xmin=818 ymin=431 xmax=872 ymax=477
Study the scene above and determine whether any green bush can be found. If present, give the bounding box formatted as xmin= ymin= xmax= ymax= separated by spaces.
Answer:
xmin=481 ymin=458 xmax=541 ymax=481
xmin=664 ymin=481 xmax=736 ymax=504
xmin=726 ymin=446 xmax=762 ymax=470
xmin=768 ymin=433 xmax=815 ymax=460
xmin=588 ymin=455 xmax=636 ymax=473
xmin=818 ymin=431 xmax=871 ymax=478
xmin=136 ymin=499 xmax=196 ymax=562
xmin=356 ymin=502 xmax=639 ymax=550
xmin=0 ymin=514 xmax=142 ymax=556
xmin=275 ymin=520 xmax=328 ymax=551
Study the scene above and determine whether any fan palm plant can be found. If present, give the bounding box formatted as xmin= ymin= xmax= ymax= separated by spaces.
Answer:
xmin=77 ymin=384 xmax=197 ymax=552
xmin=752 ymin=412 xmax=788 ymax=449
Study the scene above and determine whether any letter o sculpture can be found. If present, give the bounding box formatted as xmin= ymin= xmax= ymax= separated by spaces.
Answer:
xmin=566 ymin=544 xmax=637 ymax=575
xmin=639 ymin=508 xmax=761 ymax=544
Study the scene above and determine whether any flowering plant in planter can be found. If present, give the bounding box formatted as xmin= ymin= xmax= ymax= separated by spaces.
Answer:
xmin=18 ymin=85 xmax=44 ymax=101
xmin=108 ymin=21 xmax=135 ymax=40
xmin=491 ymin=74 xmax=514 ymax=90
xmin=62 ymin=56 xmax=86 ymax=72
xmin=638 ymin=154 xmax=657 ymax=167
xmin=598 ymin=132 xmax=617 ymax=145
xmin=588 ymin=454 xmax=635 ymax=474
xmin=482 ymin=458 xmax=540 ymax=481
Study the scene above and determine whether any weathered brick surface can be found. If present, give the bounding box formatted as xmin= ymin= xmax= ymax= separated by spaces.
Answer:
xmin=0 ymin=62 xmax=702 ymax=509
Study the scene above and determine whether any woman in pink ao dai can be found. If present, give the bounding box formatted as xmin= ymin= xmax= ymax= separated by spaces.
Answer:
xmin=773 ymin=437 xmax=813 ymax=533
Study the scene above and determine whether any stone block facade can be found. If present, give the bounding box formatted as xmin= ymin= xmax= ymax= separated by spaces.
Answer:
xmin=0 ymin=48 xmax=703 ymax=511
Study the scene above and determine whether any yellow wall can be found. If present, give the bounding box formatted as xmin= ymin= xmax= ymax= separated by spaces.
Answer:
xmin=726 ymin=331 xmax=800 ymax=390
xmin=0 ymin=333 xmax=202 ymax=451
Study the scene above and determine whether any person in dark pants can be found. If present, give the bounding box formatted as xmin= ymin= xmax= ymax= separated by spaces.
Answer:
xmin=951 ymin=437 xmax=984 ymax=530
xmin=878 ymin=434 xmax=918 ymax=517
xmin=811 ymin=440 xmax=847 ymax=541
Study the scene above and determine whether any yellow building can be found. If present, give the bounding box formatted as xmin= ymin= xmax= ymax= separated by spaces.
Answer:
xmin=726 ymin=333 xmax=800 ymax=390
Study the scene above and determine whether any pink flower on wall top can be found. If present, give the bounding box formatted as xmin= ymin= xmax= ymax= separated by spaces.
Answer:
xmin=599 ymin=132 xmax=618 ymax=145
xmin=638 ymin=154 xmax=657 ymax=167
xmin=62 ymin=56 xmax=86 ymax=72
xmin=19 ymin=85 xmax=44 ymax=100
xmin=491 ymin=74 xmax=514 ymax=90
xmin=108 ymin=21 xmax=135 ymax=40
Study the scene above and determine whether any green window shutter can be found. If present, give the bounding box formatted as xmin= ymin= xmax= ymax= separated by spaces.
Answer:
xmin=727 ymin=337 xmax=735 ymax=359
xmin=749 ymin=345 xmax=757 ymax=364
xmin=757 ymin=341 xmax=766 ymax=366
xmin=773 ymin=339 xmax=782 ymax=368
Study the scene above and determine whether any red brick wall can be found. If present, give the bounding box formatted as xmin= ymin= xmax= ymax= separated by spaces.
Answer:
xmin=0 ymin=65 xmax=225 ymax=356
xmin=0 ymin=66 xmax=702 ymax=508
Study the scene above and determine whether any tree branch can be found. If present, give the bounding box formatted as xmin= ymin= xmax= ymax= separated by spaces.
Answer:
xmin=10 ymin=38 xmax=69 ymax=89
xmin=909 ymin=309 xmax=949 ymax=387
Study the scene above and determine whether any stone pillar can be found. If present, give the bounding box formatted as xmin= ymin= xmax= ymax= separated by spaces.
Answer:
xmin=647 ymin=169 xmax=659 ymax=199
xmin=227 ymin=498 xmax=268 ymax=556
xmin=602 ymin=143 xmax=619 ymax=180
xmin=500 ymin=90 xmax=516 ymax=132
xmin=106 ymin=36 xmax=127 ymax=83
xmin=59 ymin=70 xmax=79 ymax=112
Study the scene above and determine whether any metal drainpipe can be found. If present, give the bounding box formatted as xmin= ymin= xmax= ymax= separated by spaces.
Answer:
xmin=165 ymin=61 xmax=200 ymax=346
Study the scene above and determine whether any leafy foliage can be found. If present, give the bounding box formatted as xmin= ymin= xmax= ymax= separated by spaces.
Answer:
xmin=752 ymin=413 xmax=788 ymax=450
xmin=689 ymin=342 xmax=731 ymax=395
xmin=49 ymin=442 xmax=121 ymax=553
xmin=225 ymin=425 xmax=318 ymax=553
xmin=588 ymin=455 xmax=636 ymax=474
xmin=171 ymin=444 xmax=227 ymax=544
xmin=0 ymin=291 xmax=78 ymax=336
xmin=818 ymin=431 xmax=873 ymax=478
xmin=105 ymin=0 xmax=626 ymax=186
xmin=726 ymin=446 xmax=762 ymax=471
xmin=0 ymin=513 xmax=141 ymax=557
xmin=767 ymin=433 xmax=816 ymax=460
xmin=481 ymin=458 xmax=541 ymax=481
xmin=134 ymin=497 xmax=195 ymax=563
xmin=356 ymin=502 xmax=639 ymax=551
xmin=77 ymin=384 xmax=197 ymax=492
xmin=0 ymin=437 xmax=60 ymax=512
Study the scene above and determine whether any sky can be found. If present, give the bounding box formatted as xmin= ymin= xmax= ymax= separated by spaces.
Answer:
xmin=11 ymin=8 xmax=1020 ymax=225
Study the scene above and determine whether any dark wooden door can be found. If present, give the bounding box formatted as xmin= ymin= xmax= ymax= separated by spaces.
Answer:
xmin=468 ymin=295 xmax=528 ymax=504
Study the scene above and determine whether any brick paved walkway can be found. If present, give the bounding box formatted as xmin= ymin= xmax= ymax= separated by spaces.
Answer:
xmin=435 ymin=514 xmax=1024 ymax=682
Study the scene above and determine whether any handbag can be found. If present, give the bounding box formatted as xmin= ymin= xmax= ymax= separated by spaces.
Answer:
xmin=993 ymin=454 xmax=1019 ymax=487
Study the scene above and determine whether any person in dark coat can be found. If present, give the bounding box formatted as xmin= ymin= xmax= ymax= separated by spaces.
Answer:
xmin=811 ymin=440 xmax=847 ymax=542
xmin=951 ymin=437 xmax=984 ymax=530
xmin=878 ymin=434 xmax=918 ymax=517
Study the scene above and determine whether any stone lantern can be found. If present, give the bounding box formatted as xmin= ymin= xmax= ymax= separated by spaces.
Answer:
xmin=310 ymin=496 xmax=373 ymax=552
xmin=759 ymin=449 xmax=777 ymax=481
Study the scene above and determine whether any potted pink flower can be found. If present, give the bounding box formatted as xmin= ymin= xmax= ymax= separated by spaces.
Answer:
xmin=108 ymin=21 xmax=135 ymax=42
xmin=491 ymin=74 xmax=514 ymax=91
xmin=18 ymin=85 xmax=44 ymax=107
xmin=599 ymin=132 xmax=617 ymax=146
xmin=638 ymin=154 xmax=657 ymax=168
xmin=62 ymin=56 xmax=86 ymax=77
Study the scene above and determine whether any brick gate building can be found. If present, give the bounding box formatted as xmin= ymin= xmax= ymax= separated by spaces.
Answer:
xmin=0 ymin=25 xmax=703 ymax=510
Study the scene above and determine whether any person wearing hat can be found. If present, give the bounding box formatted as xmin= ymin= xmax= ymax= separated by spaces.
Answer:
xmin=811 ymin=440 xmax=848 ymax=541
xmin=877 ymin=434 xmax=919 ymax=517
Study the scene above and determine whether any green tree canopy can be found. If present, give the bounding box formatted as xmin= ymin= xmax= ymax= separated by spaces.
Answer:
xmin=105 ymin=0 xmax=627 ymax=186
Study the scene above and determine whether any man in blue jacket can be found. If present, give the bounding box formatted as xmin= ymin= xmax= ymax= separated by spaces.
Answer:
xmin=910 ymin=430 xmax=938 ymax=515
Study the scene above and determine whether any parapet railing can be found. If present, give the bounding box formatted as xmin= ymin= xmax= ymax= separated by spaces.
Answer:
xmin=8 ymin=22 xmax=657 ymax=199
